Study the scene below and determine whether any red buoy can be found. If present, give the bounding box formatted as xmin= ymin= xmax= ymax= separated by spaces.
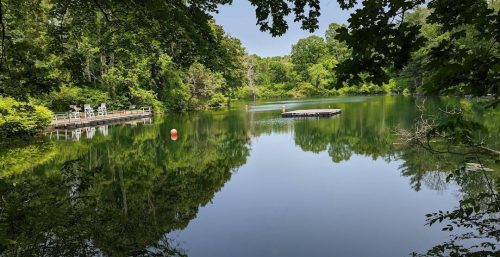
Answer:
xmin=170 ymin=129 xmax=178 ymax=141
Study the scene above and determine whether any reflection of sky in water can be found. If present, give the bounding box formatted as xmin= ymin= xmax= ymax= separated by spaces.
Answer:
xmin=252 ymin=116 xmax=341 ymax=135
xmin=170 ymin=134 xmax=461 ymax=257
xmin=247 ymin=96 xmax=374 ymax=112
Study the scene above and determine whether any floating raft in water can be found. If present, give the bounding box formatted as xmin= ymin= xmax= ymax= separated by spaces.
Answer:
xmin=281 ymin=109 xmax=342 ymax=117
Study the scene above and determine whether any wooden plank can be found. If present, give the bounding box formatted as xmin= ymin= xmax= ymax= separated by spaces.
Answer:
xmin=282 ymin=109 xmax=341 ymax=117
xmin=51 ymin=111 xmax=153 ymax=129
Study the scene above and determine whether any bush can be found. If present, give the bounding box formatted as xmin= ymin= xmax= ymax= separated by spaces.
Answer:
xmin=164 ymin=85 xmax=191 ymax=112
xmin=382 ymin=79 xmax=397 ymax=93
xmin=48 ymin=85 xmax=110 ymax=112
xmin=235 ymin=85 xmax=255 ymax=99
xmin=48 ymin=84 xmax=80 ymax=111
xmin=0 ymin=97 xmax=53 ymax=137
xmin=129 ymin=86 xmax=163 ymax=112
xmin=337 ymin=86 xmax=359 ymax=95
xmin=257 ymin=84 xmax=289 ymax=98
xmin=358 ymin=83 xmax=383 ymax=94
xmin=207 ymin=93 xmax=228 ymax=108
xmin=294 ymin=82 xmax=326 ymax=97
xmin=80 ymin=88 xmax=110 ymax=108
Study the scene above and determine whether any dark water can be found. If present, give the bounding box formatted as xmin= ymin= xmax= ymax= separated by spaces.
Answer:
xmin=0 ymin=96 xmax=498 ymax=257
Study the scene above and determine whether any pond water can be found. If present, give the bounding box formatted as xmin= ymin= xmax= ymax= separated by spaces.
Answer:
xmin=0 ymin=96 xmax=497 ymax=257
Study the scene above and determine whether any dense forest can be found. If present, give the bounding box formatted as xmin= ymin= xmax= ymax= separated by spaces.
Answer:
xmin=0 ymin=0 xmax=499 ymax=136
xmin=0 ymin=0 xmax=248 ymax=113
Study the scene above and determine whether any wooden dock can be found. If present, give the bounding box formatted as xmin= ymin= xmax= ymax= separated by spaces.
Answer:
xmin=51 ymin=110 xmax=153 ymax=129
xmin=282 ymin=109 xmax=341 ymax=117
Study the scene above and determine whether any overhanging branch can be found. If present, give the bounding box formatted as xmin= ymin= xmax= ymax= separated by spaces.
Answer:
xmin=93 ymin=0 xmax=112 ymax=22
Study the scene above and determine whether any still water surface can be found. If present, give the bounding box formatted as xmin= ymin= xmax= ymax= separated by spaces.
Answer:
xmin=0 ymin=96 xmax=496 ymax=257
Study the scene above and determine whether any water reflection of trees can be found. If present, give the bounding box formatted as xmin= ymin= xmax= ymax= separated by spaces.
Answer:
xmin=249 ymin=96 xmax=415 ymax=163
xmin=275 ymin=98 xmax=498 ymax=195
xmin=402 ymin=103 xmax=500 ymax=257
xmin=1 ymin=97 xmax=498 ymax=256
xmin=268 ymin=97 xmax=499 ymax=256
xmin=0 ymin=112 xmax=251 ymax=256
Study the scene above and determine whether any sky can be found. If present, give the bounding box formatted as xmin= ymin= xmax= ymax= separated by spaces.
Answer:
xmin=213 ymin=0 xmax=354 ymax=57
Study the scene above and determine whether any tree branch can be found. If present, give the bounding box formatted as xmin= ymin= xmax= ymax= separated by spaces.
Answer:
xmin=93 ymin=0 xmax=112 ymax=22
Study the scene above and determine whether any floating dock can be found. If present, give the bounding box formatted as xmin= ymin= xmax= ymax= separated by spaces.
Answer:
xmin=51 ymin=110 xmax=153 ymax=129
xmin=282 ymin=109 xmax=341 ymax=117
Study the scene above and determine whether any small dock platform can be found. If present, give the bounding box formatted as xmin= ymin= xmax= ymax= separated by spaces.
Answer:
xmin=282 ymin=109 xmax=341 ymax=117
xmin=51 ymin=110 xmax=153 ymax=129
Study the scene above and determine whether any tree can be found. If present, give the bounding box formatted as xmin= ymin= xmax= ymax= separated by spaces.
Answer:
xmin=185 ymin=62 xmax=226 ymax=108
xmin=324 ymin=23 xmax=351 ymax=62
xmin=0 ymin=0 xmax=250 ymax=112
xmin=307 ymin=56 xmax=337 ymax=89
xmin=207 ymin=23 xmax=248 ymax=99
xmin=290 ymin=35 xmax=328 ymax=79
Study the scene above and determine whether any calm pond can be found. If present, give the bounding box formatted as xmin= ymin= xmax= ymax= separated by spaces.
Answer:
xmin=0 ymin=96 xmax=498 ymax=257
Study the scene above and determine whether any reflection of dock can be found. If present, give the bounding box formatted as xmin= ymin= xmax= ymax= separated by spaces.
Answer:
xmin=51 ymin=110 xmax=153 ymax=129
xmin=282 ymin=109 xmax=341 ymax=117
xmin=46 ymin=118 xmax=153 ymax=141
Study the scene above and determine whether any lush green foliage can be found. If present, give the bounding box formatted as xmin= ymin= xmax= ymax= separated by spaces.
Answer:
xmin=1 ymin=0 xmax=497 ymax=118
xmin=396 ymin=3 xmax=500 ymax=97
xmin=235 ymin=0 xmax=498 ymax=99
xmin=0 ymin=97 xmax=52 ymax=137
xmin=48 ymin=85 xmax=110 ymax=112
xmin=234 ymin=21 xmax=412 ymax=99
xmin=400 ymin=100 xmax=500 ymax=257
xmin=238 ymin=0 xmax=498 ymax=99
xmin=0 ymin=0 xmax=246 ymax=115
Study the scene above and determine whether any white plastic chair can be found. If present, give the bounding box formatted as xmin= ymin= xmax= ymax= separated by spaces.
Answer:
xmin=97 ymin=103 xmax=107 ymax=116
xmin=84 ymin=104 xmax=95 ymax=119
xmin=68 ymin=105 xmax=80 ymax=120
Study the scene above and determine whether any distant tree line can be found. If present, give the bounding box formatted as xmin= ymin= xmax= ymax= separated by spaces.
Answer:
xmin=238 ymin=0 xmax=499 ymax=99
xmin=236 ymin=23 xmax=402 ymax=99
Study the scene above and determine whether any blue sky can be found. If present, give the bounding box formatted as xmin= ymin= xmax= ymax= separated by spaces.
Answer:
xmin=213 ymin=0 xmax=354 ymax=57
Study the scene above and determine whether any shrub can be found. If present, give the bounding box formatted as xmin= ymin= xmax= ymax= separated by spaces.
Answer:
xmin=234 ymin=85 xmax=255 ymax=99
xmin=129 ymin=86 xmax=163 ymax=112
xmin=382 ymin=79 xmax=397 ymax=93
xmin=48 ymin=85 xmax=110 ymax=112
xmin=207 ymin=93 xmax=228 ymax=108
xmin=0 ymin=97 xmax=53 ymax=138
xmin=290 ymin=82 xmax=322 ymax=97
xmin=48 ymin=84 xmax=81 ymax=112
xmin=257 ymin=84 xmax=288 ymax=98
xmin=80 ymin=88 xmax=110 ymax=108
xmin=358 ymin=83 xmax=383 ymax=94
xmin=337 ymin=86 xmax=358 ymax=95
xmin=163 ymin=83 xmax=191 ymax=112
